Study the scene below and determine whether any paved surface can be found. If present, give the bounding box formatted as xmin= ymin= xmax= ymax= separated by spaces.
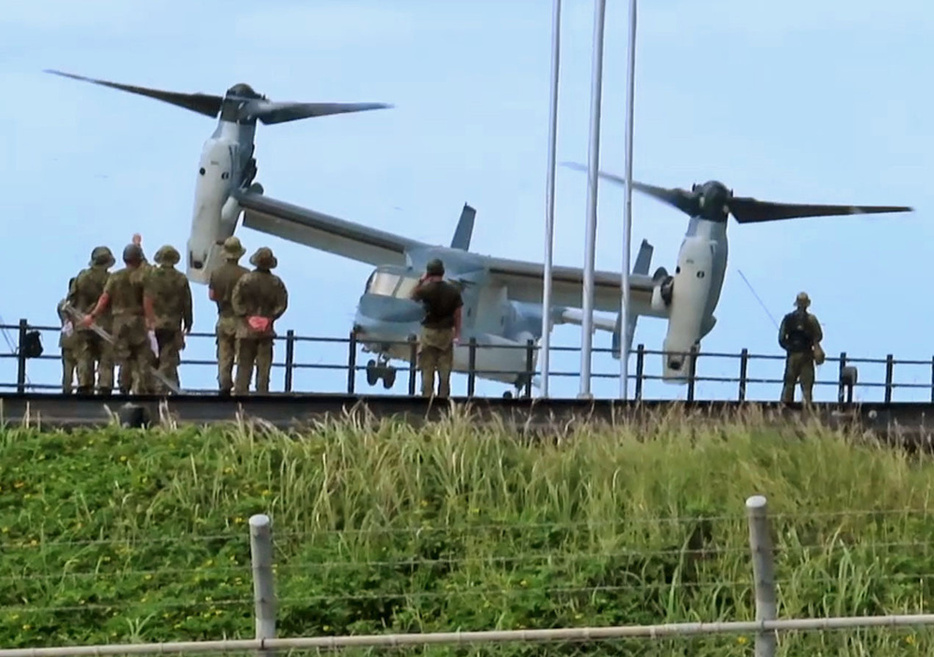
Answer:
xmin=3 ymin=392 xmax=934 ymax=448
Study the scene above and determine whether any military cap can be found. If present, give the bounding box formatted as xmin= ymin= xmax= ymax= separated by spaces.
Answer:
xmin=795 ymin=291 xmax=810 ymax=307
xmin=426 ymin=258 xmax=445 ymax=276
xmin=154 ymin=244 xmax=181 ymax=265
xmin=249 ymin=246 xmax=278 ymax=270
xmin=89 ymin=246 xmax=116 ymax=268
xmin=222 ymin=236 xmax=247 ymax=259
xmin=123 ymin=243 xmax=144 ymax=263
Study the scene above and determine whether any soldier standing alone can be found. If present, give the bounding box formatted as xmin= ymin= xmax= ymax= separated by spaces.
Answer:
xmin=231 ymin=247 xmax=288 ymax=395
xmin=143 ymin=245 xmax=193 ymax=392
xmin=410 ymin=258 xmax=463 ymax=398
xmin=778 ymin=291 xmax=824 ymax=404
xmin=57 ymin=279 xmax=79 ymax=394
xmin=208 ymin=237 xmax=250 ymax=395
xmin=67 ymin=246 xmax=116 ymax=395
xmin=81 ymin=244 xmax=156 ymax=394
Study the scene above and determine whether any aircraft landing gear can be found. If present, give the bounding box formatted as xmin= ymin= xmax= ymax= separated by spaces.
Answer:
xmin=366 ymin=357 xmax=397 ymax=389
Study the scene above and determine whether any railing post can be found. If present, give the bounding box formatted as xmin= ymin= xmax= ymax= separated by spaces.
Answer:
xmin=686 ymin=344 xmax=698 ymax=402
xmin=634 ymin=343 xmax=645 ymax=401
xmin=346 ymin=331 xmax=357 ymax=394
xmin=524 ymin=339 xmax=534 ymax=398
xmin=930 ymin=356 xmax=934 ymax=404
xmin=407 ymin=336 xmax=418 ymax=396
xmin=884 ymin=354 xmax=894 ymax=404
xmin=16 ymin=318 xmax=28 ymax=394
xmin=283 ymin=330 xmax=295 ymax=393
xmin=746 ymin=495 xmax=777 ymax=657
xmin=467 ymin=338 xmax=477 ymax=397
xmin=738 ymin=348 xmax=749 ymax=402
xmin=249 ymin=514 xmax=277 ymax=657
xmin=836 ymin=352 xmax=847 ymax=404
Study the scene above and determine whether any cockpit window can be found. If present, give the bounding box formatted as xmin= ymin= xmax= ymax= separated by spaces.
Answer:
xmin=364 ymin=270 xmax=421 ymax=298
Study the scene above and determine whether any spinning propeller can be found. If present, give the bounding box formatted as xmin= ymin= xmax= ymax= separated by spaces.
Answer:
xmin=562 ymin=162 xmax=913 ymax=223
xmin=44 ymin=70 xmax=392 ymax=124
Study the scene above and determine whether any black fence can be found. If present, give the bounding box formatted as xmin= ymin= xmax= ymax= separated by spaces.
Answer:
xmin=2 ymin=318 xmax=933 ymax=402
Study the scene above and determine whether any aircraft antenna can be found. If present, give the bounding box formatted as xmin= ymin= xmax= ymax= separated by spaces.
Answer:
xmin=736 ymin=269 xmax=780 ymax=330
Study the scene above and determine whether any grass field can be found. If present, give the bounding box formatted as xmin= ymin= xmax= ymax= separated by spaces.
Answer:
xmin=3 ymin=407 xmax=934 ymax=655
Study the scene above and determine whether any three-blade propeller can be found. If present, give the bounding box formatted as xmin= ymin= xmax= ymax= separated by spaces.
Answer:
xmin=562 ymin=162 xmax=913 ymax=223
xmin=45 ymin=69 xmax=393 ymax=125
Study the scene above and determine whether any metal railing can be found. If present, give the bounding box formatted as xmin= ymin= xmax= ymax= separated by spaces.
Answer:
xmin=1 ymin=318 xmax=932 ymax=402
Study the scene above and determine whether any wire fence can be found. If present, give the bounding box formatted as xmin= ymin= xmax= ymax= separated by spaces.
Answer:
xmin=2 ymin=318 xmax=933 ymax=403
xmin=5 ymin=498 xmax=934 ymax=654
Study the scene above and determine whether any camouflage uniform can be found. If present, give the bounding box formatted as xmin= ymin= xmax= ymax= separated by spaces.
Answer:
xmin=84 ymin=244 xmax=154 ymax=394
xmin=144 ymin=245 xmax=193 ymax=393
xmin=67 ymin=246 xmax=116 ymax=394
xmin=410 ymin=259 xmax=464 ymax=398
xmin=779 ymin=292 xmax=824 ymax=404
xmin=57 ymin=286 xmax=79 ymax=394
xmin=231 ymin=247 xmax=288 ymax=394
xmin=119 ymin=233 xmax=152 ymax=392
xmin=208 ymin=237 xmax=249 ymax=394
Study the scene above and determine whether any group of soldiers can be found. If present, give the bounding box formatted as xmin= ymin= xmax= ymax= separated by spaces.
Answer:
xmin=57 ymin=235 xmax=288 ymax=396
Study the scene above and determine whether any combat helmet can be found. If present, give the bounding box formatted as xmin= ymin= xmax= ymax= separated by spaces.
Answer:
xmin=426 ymin=258 xmax=444 ymax=276
xmin=249 ymin=247 xmax=278 ymax=270
xmin=154 ymin=244 xmax=181 ymax=266
xmin=89 ymin=246 xmax=115 ymax=268
xmin=221 ymin=236 xmax=247 ymax=259
xmin=123 ymin=243 xmax=144 ymax=264
xmin=795 ymin=291 xmax=810 ymax=308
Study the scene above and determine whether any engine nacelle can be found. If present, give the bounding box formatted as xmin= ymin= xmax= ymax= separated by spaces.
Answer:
xmin=659 ymin=237 xmax=715 ymax=383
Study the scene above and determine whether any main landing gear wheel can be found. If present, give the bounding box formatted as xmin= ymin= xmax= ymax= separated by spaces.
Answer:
xmin=366 ymin=358 xmax=397 ymax=389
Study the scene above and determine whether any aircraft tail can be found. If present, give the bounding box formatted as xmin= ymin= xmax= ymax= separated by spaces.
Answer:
xmin=612 ymin=239 xmax=653 ymax=359
xmin=450 ymin=203 xmax=476 ymax=251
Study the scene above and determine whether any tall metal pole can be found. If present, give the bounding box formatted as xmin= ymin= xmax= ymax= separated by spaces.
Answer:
xmin=579 ymin=0 xmax=608 ymax=399
xmin=620 ymin=0 xmax=637 ymax=399
xmin=541 ymin=0 xmax=562 ymax=399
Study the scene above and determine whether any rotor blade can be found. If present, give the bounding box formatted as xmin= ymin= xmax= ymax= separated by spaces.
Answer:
xmin=561 ymin=162 xmax=699 ymax=216
xmin=44 ymin=69 xmax=223 ymax=118
xmin=246 ymin=100 xmax=393 ymax=125
xmin=728 ymin=196 xmax=914 ymax=223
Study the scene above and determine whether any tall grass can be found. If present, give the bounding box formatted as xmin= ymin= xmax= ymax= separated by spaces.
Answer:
xmin=1 ymin=407 xmax=934 ymax=654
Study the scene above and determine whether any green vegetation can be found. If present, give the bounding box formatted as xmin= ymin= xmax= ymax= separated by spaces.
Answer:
xmin=2 ymin=408 xmax=934 ymax=655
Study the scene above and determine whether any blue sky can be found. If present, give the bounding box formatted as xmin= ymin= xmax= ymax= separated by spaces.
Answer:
xmin=1 ymin=0 xmax=931 ymax=402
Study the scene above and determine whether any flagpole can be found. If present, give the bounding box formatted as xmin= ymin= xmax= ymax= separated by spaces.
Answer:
xmin=620 ymin=0 xmax=637 ymax=399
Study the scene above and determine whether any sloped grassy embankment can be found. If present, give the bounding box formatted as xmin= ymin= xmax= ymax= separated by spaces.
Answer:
xmin=2 ymin=408 xmax=934 ymax=655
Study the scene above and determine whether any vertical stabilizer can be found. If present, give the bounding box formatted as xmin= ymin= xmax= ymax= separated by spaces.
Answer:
xmin=450 ymin=203 xmax=476 ymax=251
xmin=612 ymin=239 xmax=653 ymax=358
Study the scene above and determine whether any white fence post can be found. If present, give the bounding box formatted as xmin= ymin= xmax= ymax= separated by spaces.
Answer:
xmin=746 ymin=495 xmax=777 ymax=657
xmin=249 ymin=513 xmax=277 ymax=657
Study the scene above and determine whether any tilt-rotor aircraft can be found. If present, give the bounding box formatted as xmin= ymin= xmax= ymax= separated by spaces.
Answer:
xmin=48 ymin=71 xmax=915 ymax=396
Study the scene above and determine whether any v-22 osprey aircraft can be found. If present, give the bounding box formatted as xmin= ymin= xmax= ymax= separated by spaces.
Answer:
xmin=47 ymin=70 xmax=915 ymax=395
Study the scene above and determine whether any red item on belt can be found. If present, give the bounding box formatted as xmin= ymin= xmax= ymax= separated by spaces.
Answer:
xmin=247 ymin=316 xmax=271 ymax=332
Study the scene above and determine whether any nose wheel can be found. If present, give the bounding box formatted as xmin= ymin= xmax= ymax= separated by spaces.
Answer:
xmin=366 ymin=358 xmax=397 ymax=389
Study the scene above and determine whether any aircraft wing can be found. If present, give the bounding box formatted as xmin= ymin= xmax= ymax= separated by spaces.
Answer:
xmin=486 ymin=256 xmax=663 ymax=316
xmin=235 ymin=189 xmax=426 ymax=266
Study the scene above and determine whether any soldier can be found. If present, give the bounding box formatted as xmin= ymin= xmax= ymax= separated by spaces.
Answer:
xmin=231 ymin=247 xmax=288 ymax=394
xmin=67 ymin=246 xmax=116 ymax=395
xmin=143 ymin=245 xmax=193 ymax=392
xmin=778 ymin=291 xmax=824 ymax=404
xmin=57 ymin=279 xmax=79 ymax=394
xmin=410 ymin=258 xmax=463 ymax=398
xmin=81 ymin=243 xmax=156 ymax=395
xmin=208 ymin=236 xmax=249 ymax=395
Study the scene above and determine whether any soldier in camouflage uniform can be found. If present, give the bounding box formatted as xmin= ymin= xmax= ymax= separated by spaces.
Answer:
xmin=67 ymin=246 xmax=116 ymax=395
xmin=118 ymin=233 xmax=151 ymax=393
xmin=410 ymin=258 xmax=463 ymax=398
xmin=57 ymin=279 xmax=79 ymax=394
xmin=143 ymin=245 xmax=193 ymax=393
xmin=231 ymin=247 xmax=288 ymax=395
xmin=81 ymin=243 xmax=155 ymax=395
xmin=778 ymin=291 xmax=824 ymax=404
xmin=208 ymin=237 xmax=249 ymax=395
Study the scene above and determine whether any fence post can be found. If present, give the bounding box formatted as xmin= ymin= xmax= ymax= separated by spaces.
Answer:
xmin=467 ymin=338 xmax=477 ymax=397
xmin=346 ymin=331 xmax=357 ymax=394
xmin=634 ymin=344 xmax=645 ymax=401
xmin=249 ymin=514 xmax=277 ymax=657
xmin=884 ymin=354 xmax=894 ymax=404
xmin=746 ymin=495 xmax=777 ymax=657
xmin=686 ymin=345 xmax=698 ymax=402
xmin=408 ymin=336 xmax=418 ymax=396
xmin=16 ymin=318 xmax=28 ymax=394
xmin=524 ymin=339 xmax=534 ymax=398
xmin=738 ymin=348 xmax=749 ymax=402
xmin=930 ymin=357 xmax=934 ymax=404
xmin=836 ymin=352 xmax=847 ymax=404
xmin=283 ymin=330 xmax=295 ymax=393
